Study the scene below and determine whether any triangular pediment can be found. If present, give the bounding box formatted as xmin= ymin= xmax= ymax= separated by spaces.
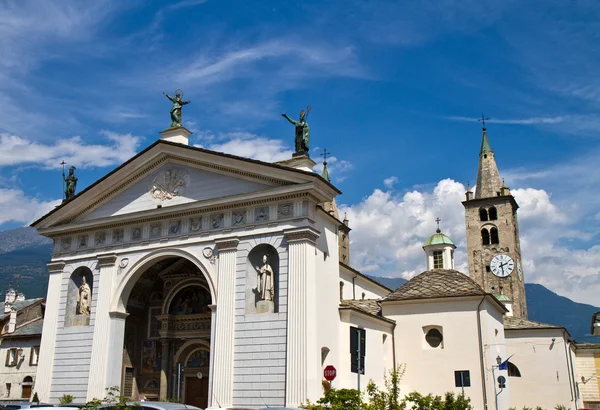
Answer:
xmin=32 ymin=140 xmax=340 ymax=232
xmin=80 ymin=162 xmax=274 ymax=222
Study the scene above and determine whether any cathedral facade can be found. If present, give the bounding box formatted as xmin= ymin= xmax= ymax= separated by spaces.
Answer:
xmin=32 ymin=124 xmax=580 ymax=409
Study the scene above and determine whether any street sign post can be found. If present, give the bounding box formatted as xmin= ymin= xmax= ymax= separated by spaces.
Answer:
xmin=324 ymin=365 xmax=337 ymax=381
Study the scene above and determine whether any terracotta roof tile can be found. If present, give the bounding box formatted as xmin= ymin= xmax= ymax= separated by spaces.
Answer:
xmin=382 ymin=269 xmax=485 ymax=302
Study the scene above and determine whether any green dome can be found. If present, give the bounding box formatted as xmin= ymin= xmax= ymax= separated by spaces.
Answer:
xmin=496 ymin=294 xmax=511 ymax=302
xmin=423 ymin=230 xmax=455 ymax=247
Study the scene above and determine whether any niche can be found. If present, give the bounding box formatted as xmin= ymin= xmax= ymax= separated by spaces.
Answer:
xmin=245 ymin=244 xmax=280 ymax=314
xmin=64 ymin=267 xmax=94 ymax=327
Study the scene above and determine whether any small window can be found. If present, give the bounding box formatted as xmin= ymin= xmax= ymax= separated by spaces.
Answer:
xmin=455 ymin=370 xmax=471 ymax=387
xmin=479 ymin=208 xmax=488 ymax=221
xmin=425 ymin=328 xmax=443 ymax=348
xmin=507 ymin=361 xmax=521 ymax=377
xmin=433 ymin=250 xmax=444 ymax=269
xmin=481 ymin=229 xmax=490 ymax=245
xmin=488 ymin=206 xmax=498 ymax=220
xmin=350 ymin=327 xmax=366 ymax=374
xmin=30 ymin=346 xmax=39 ymax=366
xmin=486 ymin=265 xmax=491 ymax=273
xmin=490 ymin=227 xmax=499 ymax=244
xmin=5 ymin=348 xmax=17 ymax=367
xmin=5 ymin=383 xmax=11 ymax=398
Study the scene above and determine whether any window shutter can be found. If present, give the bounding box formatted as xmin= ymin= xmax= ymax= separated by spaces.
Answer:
xmin=5 ymin=350 xmax=10 ymax=366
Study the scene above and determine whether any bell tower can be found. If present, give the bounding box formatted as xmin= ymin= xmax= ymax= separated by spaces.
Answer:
xmin=462 ymin=118 xmax=528 ymax=318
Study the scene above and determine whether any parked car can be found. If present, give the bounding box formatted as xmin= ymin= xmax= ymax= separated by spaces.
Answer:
xmin=5 ymin=404 xmax=54 ymax=409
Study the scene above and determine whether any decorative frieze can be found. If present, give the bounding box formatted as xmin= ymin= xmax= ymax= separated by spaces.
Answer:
xmin=284 ymin=227 xmax=320 ymax=244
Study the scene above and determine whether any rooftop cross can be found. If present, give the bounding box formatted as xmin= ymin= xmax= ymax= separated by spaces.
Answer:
xmin=435 ymin=217 xmax=441 ymax=233
xmin=478 ymin=114 xmax=490 ymax=130
xmin=320 ymin=148 xmax=331 ymax=165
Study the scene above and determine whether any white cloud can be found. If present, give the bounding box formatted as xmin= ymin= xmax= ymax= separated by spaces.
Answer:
xmin=0 ymin=131 xmax=143 ymax=169
xmin=341 ymin=177 xmax=600 ymax=306
xmin=384 ymin=176 xmax=399 ymax=189
xmin=195 ymin=132 xmax=294 ymax=163
xmin=0 ymin=188 xmax=60 ymax=226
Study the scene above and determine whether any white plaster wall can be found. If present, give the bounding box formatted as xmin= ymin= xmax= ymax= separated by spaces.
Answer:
xmin=81 ymin=163 xmax=271 ymax=222
xmin=505 ymin=330 xmax=577 ymax=410
xmin=337 ymin=312 xmax=394 ymax=393
xmin=575 ymin=348 xmax=600 ymax=404
xmin=382 ymin=298 xmax=497 ymax=410
xmin=0 ymin=338 xmax=40 ymax=401
xmin=339 ymin=267 xmax=389 ymax=301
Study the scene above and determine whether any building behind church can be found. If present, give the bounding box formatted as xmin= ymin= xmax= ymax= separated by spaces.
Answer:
xmin=28 ymin=114 xmax=590 ymax=409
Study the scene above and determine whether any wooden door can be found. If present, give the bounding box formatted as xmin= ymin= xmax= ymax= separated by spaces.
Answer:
xmin=22 ymin=385 xmax=32 ymax=399
xmin=185 ymin=377 xmax=208 ymax=409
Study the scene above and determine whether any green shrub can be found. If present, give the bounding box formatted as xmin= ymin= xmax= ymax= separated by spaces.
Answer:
xmin=59 ymin=394 xmax=74 ymax=404
xmin=401 ymin=391 xmax=473 ymax=410
xmin=31 ymin=392 xmax=40 ymax=404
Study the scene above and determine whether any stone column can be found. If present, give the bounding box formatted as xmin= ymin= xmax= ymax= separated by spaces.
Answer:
xmin=207 ymin=304 xmax=217 ymax=407
xmin=209 ymin=238 xmax=239 ymax=408
xmin=36 ymin=261 xmax=65 ymax=402
xmin=87 ymin=254 xmax=118 ymax=400
xmin=160 ymin=339 xmax=170 ymax=400
xmin=284 ymin=227 xmax=320 ymax=407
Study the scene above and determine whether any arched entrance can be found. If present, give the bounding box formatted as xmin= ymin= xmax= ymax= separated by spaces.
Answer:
xmin=121 ymin=256 xmax=212 ymax=408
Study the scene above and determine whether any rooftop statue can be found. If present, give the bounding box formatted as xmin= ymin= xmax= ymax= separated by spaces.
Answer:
xmin=282 ymin=107 xmax=311 ymax=156
xmin=64 ymin=165 xmax=77 ymax=201
xmin=163 ymin=89 xmax=190 ymax=128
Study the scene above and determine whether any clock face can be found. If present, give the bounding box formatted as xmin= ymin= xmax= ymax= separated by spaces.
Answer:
xmin=490 ymin=254 xmax=514 ymax=278
xmin=517 ymin=260 xmax=523 ymax=281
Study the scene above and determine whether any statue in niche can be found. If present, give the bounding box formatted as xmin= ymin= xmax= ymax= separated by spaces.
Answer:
xmin=76 ymin=276 xmax=91 ymax=316
xmin=282 ymin=107 xmax=311 ymax=156
xmin=255 ymin=254 xmax=274 ymax=301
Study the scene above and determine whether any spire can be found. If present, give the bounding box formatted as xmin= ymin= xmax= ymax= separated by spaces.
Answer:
xmin=320 ymin=148 xmax=331 ymax=182
xmin=320 ymin=148 xmax=339 ymax=219
xmin=474 ymin=115 xmax=504 ymax=199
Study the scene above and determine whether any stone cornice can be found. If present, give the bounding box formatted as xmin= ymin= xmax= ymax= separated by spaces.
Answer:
xmin=284 ymin=227 xmax=320 ymax=244
xmin=108 ymin=311 xmax=130 ymax=320
xmin=47 ymin=261 xmax=66 ymax=273
xmin=215 ymin=237 xmax=240 ymax=252
xmin=97 ymin=253 xmax=118 ymax=267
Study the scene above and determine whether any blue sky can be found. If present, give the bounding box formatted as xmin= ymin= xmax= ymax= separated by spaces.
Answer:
xmin=1 ymin=0 xmax=599 ymax=305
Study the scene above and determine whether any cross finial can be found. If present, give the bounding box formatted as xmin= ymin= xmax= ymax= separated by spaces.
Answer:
xmin=435 ymin=217 xmax=441 ymax=233
xmin=320 ymin=148 xmax=331 ymax=165
xmin=478 ymin=114 xmax=490 ymax=130
xmin=60 ymin=160 xmax=66 ymax=166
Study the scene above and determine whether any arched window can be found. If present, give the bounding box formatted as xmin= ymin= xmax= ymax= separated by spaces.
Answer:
xmin=481 ymin=228 xmax=490 ymax=245
xmin=339 ymin=282 xmax=344 ymax=301
xmin=488 ymin=206 xmax=498 ymax=220
xmin=507 ymin=361 xmax=521 ymax=377
xmin=491 ymin=227 xmax=499 ymax=244
xmin=479 ymin=208 xmax=488 ymax=221
xmin=21 ymin=376 xmax=33 ymax=399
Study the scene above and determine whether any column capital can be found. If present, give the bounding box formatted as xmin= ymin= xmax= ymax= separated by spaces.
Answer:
xmin=97 ymin=253 xmax=118 ymax=267
xmin=215 ymin=237 xmax=240 ymax=252
xmin=284 ymin=227 xmax=320 ymax=244
xmin=47 ymin=261 xmax=66 ymax=274
xmin=208 ymin=304 xmax=217 ymax=312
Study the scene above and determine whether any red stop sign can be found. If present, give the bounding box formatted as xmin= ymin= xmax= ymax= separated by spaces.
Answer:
xmin=324 ymin=365 xmax=337 ymax=381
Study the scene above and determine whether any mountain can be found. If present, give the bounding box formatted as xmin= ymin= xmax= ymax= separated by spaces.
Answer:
xmin=367 ymin=275 xmax=600 ymax=343
xmin=0 ymin=227 xmax=597 ymax=343
xmin=0 ymin=227 xmax=52 ymax=299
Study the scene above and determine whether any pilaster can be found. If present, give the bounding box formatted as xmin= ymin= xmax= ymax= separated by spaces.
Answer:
xmin=284 ymin=227 xmax=320 ymax=407
xmin=209 ymin=237 xmax=239 ymax=408
xmin=87 ymin=253 xmax=118 ymax=400
xmin=36 ymin=261 xmax=65 ymax=402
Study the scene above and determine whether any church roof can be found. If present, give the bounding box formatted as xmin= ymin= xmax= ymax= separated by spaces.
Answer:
xmin=480 ymin=128 xmax=493 ymax=155
xmin=503 ymin=316 xmax=565 ymax=332
xmin=339 ymin=299 xmax=396 ymax=324
xmin=3 ymin=318 xmax=43 ymax=338
xmin=382 ymin=269 xmax=485 ymax=302
xmin=423 ymin=230 xmax=455 ymax=247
